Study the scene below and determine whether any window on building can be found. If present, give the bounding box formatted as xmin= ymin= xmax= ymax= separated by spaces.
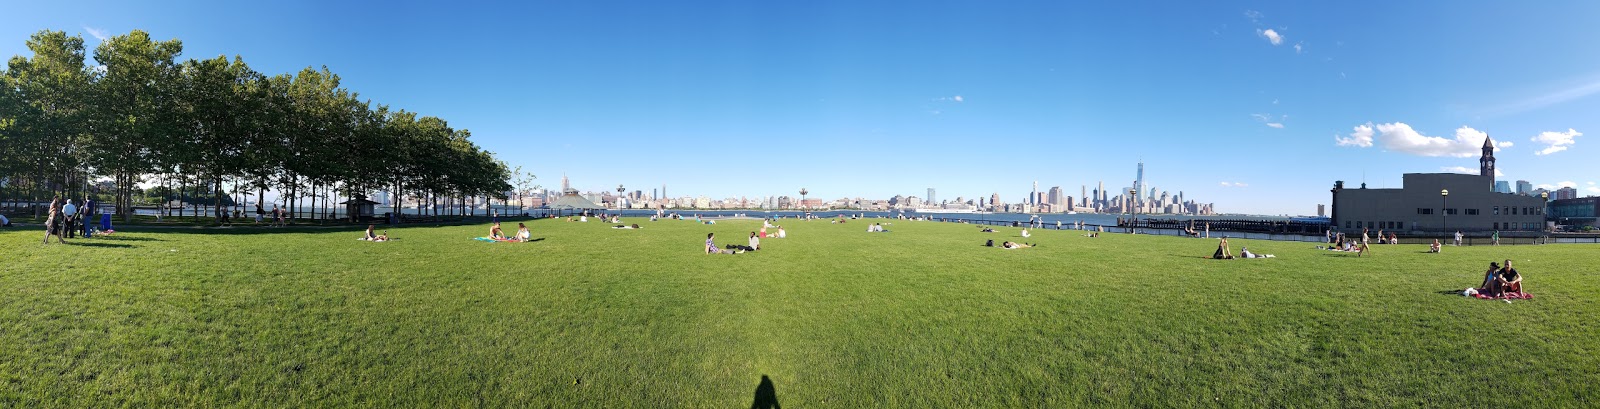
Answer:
xmin=1345 ymin=221 xmax=1351 ymax=228
xmin=1466 ymin=209 xmax=1479 ymax=215
xmin=1493 ymin=206 xmax=1499 ymax=215
xmin=1367 ymin=221 xmax=1375 ymax=229
xmin=1445 ymin=208 xmax=1457 ymax=215
xmin=1493 ymin=222 xmax=1499 ymax=229
xmin=1417 ymin=208 xmax=1433 ymax=215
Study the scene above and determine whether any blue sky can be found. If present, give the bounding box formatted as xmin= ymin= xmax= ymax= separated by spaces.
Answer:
xmin=6 ymin=1 xmax=1600 ymax=215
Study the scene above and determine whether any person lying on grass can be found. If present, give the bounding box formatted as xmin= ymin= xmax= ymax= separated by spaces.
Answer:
xmin=1238 ymin=247 xmax=1274 ymax=258
xmin=612 ymin=224 xmax=640 ymax=229
xmin=1002 ymin=241 xmax=1034 ymax=249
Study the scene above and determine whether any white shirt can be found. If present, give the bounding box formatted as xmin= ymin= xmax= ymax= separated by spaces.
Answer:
xmin=62 ymin=203 xmax=77 ymax=217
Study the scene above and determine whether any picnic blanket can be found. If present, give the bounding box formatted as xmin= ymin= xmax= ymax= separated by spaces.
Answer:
xmin=1475 ymin=292 xmax=1533 ymax=300
xmin=473 ymin=237 xmax=515 ymax=243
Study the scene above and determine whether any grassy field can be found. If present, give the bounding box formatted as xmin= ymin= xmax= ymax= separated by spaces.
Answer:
xmin=2 ymin=217 xmax=1598 ymax=407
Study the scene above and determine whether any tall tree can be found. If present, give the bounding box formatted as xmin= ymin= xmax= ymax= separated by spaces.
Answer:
xmin=88 ymin=29 xmax=182 ymax=221
xmin=8 ymin=30 xmax=92 ymax=209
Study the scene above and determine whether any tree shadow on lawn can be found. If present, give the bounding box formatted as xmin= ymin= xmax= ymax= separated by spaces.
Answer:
xmin=98 ymin=235 xmax=162 ymax=242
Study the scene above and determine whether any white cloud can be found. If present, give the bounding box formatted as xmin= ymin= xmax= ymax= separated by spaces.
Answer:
xmin=1587 ymin=186 xmax=1600 ymax=193
xmin=1335 ymin=124 xmax=1374 ymax=147
xmin=935 ymin=95 xmax=964 ymax=103
xmin=1335 ymin=122 xmax=1498 ymax=157
xmin=1294 ymin=42 xmax=1303 ymax=53
xmin=1537 ymin=183 xmax=1557 ymax=190
xmin=953 ymin=95 xmax=963 ymax=103
xmin=83 ymin=26 xmax=108 ymax=41
xmin=1440 ymin=166 xmax=1504 ymax=177
xmin=1483 ymin=75 xmax=1600 ymax=116
xmin=1219 ymin=182 xmax=1249 ymax=188
xmin=1244 ymin=10 xmax=1263 ymax=23
xmin=1252 ymin=113 xmax=1285 ymax=129
xmin=1531 ymin=128 xmax=1580 ymax=155
xmin=1258 ymin=29 xmax=1283 ymax=45
xmin=1559 ymin=181 xmax=1577 ymax=188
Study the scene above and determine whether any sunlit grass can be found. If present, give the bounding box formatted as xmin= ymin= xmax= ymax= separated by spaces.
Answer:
xmin=2 ymin=218 xmax=1597 ymax=407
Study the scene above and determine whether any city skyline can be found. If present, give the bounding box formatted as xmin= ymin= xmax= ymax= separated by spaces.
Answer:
xmin=5 ymin=2 xmax=1600 ymax=215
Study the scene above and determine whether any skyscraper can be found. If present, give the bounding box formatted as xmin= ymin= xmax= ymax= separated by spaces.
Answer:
xmin=1516 ymin=180 xmax=1532 ymax=196
xmin=1031 ymin=181 xmax=1039 ymax=205
xmin=1494 ymin=180 xmax=1511 ymax=194
xmin=1134 ymin=160 xmax=1145 ymax=206
xmin=927 ymin=188 xmax=936 ymax=205
xmin=1048 ymin=186 xmax=1063 ymax=206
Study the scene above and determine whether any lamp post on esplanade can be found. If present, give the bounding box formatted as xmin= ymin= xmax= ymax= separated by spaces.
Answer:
xmin=1440 ymin=189 xmax=1448 ymax=234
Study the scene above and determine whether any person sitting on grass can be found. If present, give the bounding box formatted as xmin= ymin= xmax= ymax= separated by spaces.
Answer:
xmin=776 ymin=226 xmax=787 ymax=238
xmin=1212 ymin=237 xmax=1233 ymax=259
xmin=1429 ymin=239 xmax=1442 ymax=253
xmin=1476 ymin=262 xmax=1501 ymax=295
xmin=362 ymin=224 xmax=389 ymax=241
xmin=1001 ymin=241 xmax=1033 ymax=249
xmin=1020 ymin=229 xmax=1031 ymax=238
xmin=1495 ymin=259 xmax=1522 ymax=295
xmin=705 ymin=232 xmax=741 ymax=254
xmin=515 ymin=223 xmax=532 ymax=241
xmin=0 ymin=214 xmax=10 ymax=227
xmin=489 ymin=222 xmax=505 ymax=240
xmin=748 ymin=231 xmax=760 ymax=251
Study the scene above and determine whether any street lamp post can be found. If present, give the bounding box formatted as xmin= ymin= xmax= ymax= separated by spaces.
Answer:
xmin=1440 ymin=189 xmax=1449 ymax=235
xmin=799 ymin=188 xmax=808 ymax=212
xmin=617 ymin=184 xmax=626 ymax=216
xmin=1128 ymin=187 xmax=1138 ymax=234
xmin=1541 ymin=191 xmax=1550 ymax=232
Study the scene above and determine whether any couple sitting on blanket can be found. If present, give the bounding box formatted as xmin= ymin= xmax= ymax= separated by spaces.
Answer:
xmin=489 ymin=222 xmax=533 ymax=242
xmin=1469 ymin=260 xmax=1524 ymax=298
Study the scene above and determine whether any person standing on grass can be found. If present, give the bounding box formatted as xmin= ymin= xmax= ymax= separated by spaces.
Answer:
xmin=1492 ymin=230 xmax=1500 ymax=246
xmin=61 ymin=199 xmax=77 ymax=238
xmin=1455 ymin=230 xmax=1463 ymax=246
xmin=42 ymin=197 xmax=65 ymax=244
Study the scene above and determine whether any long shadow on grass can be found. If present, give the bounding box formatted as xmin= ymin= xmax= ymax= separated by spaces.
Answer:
xmin=64 ymin=241 xmax=134 ymax=248
xmin=99 ymin=235 xmax=162 ymax=242
xmin=751 ymin=375 xmax=780 ymax=409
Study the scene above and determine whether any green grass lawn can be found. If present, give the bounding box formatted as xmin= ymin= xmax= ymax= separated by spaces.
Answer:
xmin=3 ymin=218 xmax=1598 ymax=407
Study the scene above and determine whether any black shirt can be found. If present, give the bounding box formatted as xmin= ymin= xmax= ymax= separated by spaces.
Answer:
xmin=1500 ymin=267 xmax=1519 ymax=281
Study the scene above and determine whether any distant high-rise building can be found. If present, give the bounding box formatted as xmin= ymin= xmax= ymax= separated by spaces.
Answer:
xmin=990 ymin=193 xmax=1002 ymax=209
xmin=1516 ymin=180 xmax=1532 ymax=195
xmin=1097 ymin=181 xmax=1106 ymax=204
xmin=927 ymin=188 xmax=936 ymax=205
xmin=1134 ymin=160 xmax=1145 ymax=205
xmin=1317 ymin=204 xmax=1326 ymax=217
xmin=1081 ymin=185 xmax=1088 ymax=206
xmin=1494 ymin=180 xmax=1511 ymax=194
xmin=561 ymin=173 xmax=571 ymax=191
xmin=662 ymin=184 xmax=667 ymax=200
xmin=1555 ymin=187 xmax=1578 ymax=200
xmin=1031 ymin=181 xmax=1039 ymax=205
xmin=1048 ymin=186 xmax=1063 ymax=206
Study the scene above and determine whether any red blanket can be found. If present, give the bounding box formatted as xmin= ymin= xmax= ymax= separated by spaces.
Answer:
xmin=1475 ymin=292 xmax=1533 ymax=300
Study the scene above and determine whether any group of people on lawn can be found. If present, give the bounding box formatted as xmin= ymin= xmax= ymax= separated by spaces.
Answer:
xmin=1470 ymin=259 xmax=1524 ymax=297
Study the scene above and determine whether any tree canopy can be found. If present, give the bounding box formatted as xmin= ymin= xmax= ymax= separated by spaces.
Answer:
xmin=0 ymin=29 xmax=512 ymax=221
